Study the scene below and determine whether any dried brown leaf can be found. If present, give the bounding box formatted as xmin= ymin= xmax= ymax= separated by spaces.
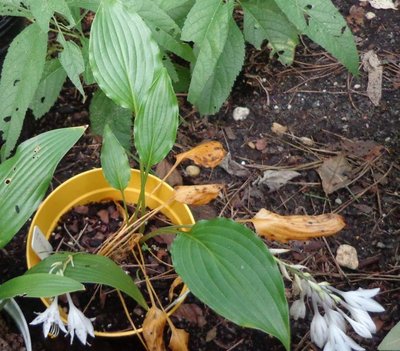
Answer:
xmin=168 ymin=325 xmax=189 ymax=351
xmin=155 ymin=159 xmax=183 ymax=187
xmin=251 ymin=208 xmax=345 ymax=243
xmin=219 ymin=152 xmax=250 ymax=177
xmin=362 ymin=50 xmax=383 ymax=106
xmin=174 ymin=184 xmax=223 ymax=206
xmin=142 ymin=306 xmax=167 ymax=351
xmin=253 ymin=170 xmax=300 ymax=192
xmin=173 ymin=304 xmax=207 ymax=327
xmin=175 ymin=141 xmax=227 ymax=168
xmin=316 ymin=154 xmax=352 ymax=194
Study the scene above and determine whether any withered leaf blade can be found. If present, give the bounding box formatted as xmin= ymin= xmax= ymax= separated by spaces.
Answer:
xmin=316 ymin=154 xmax=352 ymax=194
xmin=174 ymin=184 xmax=223 ymax=206
xmin=168 ymin=324 xmax=189 ymax=351
xmin=175 ymin=141 xmax=227 ymax=168
xmin=251 ymin=208 xmax=345 ymax=243
xmin=253 ymin=170 xmax=300 ymax=192
xmin=219 ymin=152 xmax=250 ymax=178
xmin=143 ymin=306 xmax=167 ymax=351
xmin=168 ymin=276 xmax=183 ymax=301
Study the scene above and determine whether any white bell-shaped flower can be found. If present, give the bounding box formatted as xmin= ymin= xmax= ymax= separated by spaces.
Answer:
xmin=310 ymin=309 xmax=328 ymax=348
xmin=324 ymin=324 xmax=365 ymax=351
xmin=332 ymin=287 xmax=384 ymax=313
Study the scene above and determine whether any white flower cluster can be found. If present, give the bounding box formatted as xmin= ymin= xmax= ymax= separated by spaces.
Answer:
xmin=30 ymin=293 xmax=95 ymax=345
xmin=290 ymin=275 xmax=384 ymax=351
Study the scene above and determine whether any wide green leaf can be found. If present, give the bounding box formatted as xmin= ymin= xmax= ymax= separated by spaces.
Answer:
xmin=241 ymin=0 xmax=299 ymax=65
xmin=192 ymin=19 xmax=245 ymax=115
xmin=171 ymin=218 xmax=290 ymax=350
xmin=0 ymin=23 xmax=47 ymax=160
xmin=30 ymin=59 xmax=67 ymax=119
xmin=182 ymin=0 xmax=233 ymax=114
xmin=80 ymin=37 xmax=96 ymax=85
xmin=27 ymin=253 xmax=148 ymax=309
xmin=2 ymin=299 xmax=32 ymax=351
xmin=65 ymin=0 xmax=100 ymax=12
xmin=152 ymin=0 xmax=195 ymax=26
xmin=89 ymin=0 xmax=162 ymax=113
xmin=0 ymin=273 xmax=84 ymax=299
xmin=28 ymin=0 xmax=75 ymax=32
xmin=100 ymin=125 xmax=131 ymax=192
xmin=89 ymin=90 xmax=132 ymax=150
xmin=0 ymin=126 xmax=85 ymax=248
xmin=273 ymin=0 xmax=358 ymax=74
xmin=58 ymin=37 xmax=85 ymax=98
xmin=378 ymin=321 xmax=400 ymax=350
xmin=0 ymin=0 xmax=31 ymax=17
xmin=134 ymin=68 xmax=179 ymax=168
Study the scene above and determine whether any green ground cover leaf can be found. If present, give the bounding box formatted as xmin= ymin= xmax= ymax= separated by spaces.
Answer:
xmin=172 ymin=218 xmax=290 ymax=350
xmin=28 ymin=0 xmax=75 ymax=32
xmin=100 ymin=125 xmax=131 ymax=192
xmin=89 ymin=0 xmax=162 ymax=113
xmin=0 ymin=1 xmax=31 ymax=17
xmin=378 ymin=321 xmax=400 ymax=350
xmin=89 ymin=90 xmax=132 ymax=150
xmin=58 ymin=38 xmax=85 ymax=98
xmin=192 ymin=19 xmax=245 ymax=115
xmin=134 ymin=68 xmax=179 ymax=168
xmin=30 ymin=59 xmax=67 ymax=119
xmin=0 ymin=274 xmax=84 ymax=299
xmin=152 ymin=0 xmax=195 ymax=26
xmin=241 ymin=0 xmax=298 ymax=65
xmin=0 ymin=23 xmax=47 ymax=160
xmin=0 ymin=126 xmax=85 ymax=248
xmin=27 ymin=253 xmax=147 ymax=308
xmin=273 ymin=0 xmax=358 ymax=74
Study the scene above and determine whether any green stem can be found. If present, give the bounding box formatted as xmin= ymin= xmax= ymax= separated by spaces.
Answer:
xmin=140 ymin=225 xmax=193 ymax=243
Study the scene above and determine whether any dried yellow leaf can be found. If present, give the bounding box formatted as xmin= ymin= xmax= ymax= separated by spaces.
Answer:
xmin=174 ymin=184 xmax=224 ymax=206
xmin=143 ymin=306 xmax=167 ymax=351
xmin=169 ymin=325 xmax=189 ymax=351
xmin=168 ymin=276 xmax=183 ymax=301
xmin=251 ymin=208 xmax=345 ymax=243
xmin=176 ymin=141 xmax=226 ymax=168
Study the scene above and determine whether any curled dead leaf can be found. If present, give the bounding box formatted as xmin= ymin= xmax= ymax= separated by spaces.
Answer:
xmin=174 ymin=184 xmax=224 ymax=206
xmin=250 ymin=208 xmax=345 ymax=243
xmin=169 ymin=324 xmax=189 ymax=351
xmin=175 ymin=141 xmax=227 ymax=168
xmin=168 ymin=276 xmax=183 ymax=301
xmin=143 ymin=306 xmax=167 ymax=351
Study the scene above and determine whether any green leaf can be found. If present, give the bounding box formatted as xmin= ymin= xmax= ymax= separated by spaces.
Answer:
xmin=28 ymin=0 xmax=75 ymax=32
xmin=0 ymin=274 xmax=84 ymax=299
xmin=0 ymin=1 xmax=31 ymax=17
xmin=171 ymin=218 xmax=290 ymax=350
xmin=241 ymin=0 xmax=298 ymax=65
xmin=65 ymin=0 xmax=100 ymax=12
xmin=80 ymin=37 xmax=96 ymax=85
xmin=0 ymin=126 xmax=85 ymax=248
xmin=127 ymin=0 xmax=194 ymax=63
xmin=89 ymin=90 xmax=132 ymax=150
xmin=273 ymin=0 xmax=358 ymax=74
xmin=185 ymin=0 xmax=234 ymax=115
xmin=30 ymin=59 xmax=67 ymax=119
xmin=152 ymin=0 xmax=195 ymax=26
xmin=2 ymin=299 xmax=32 ymax=351
xmin=58 ymin=37 xmax=85 ymax=98
xmin=27 ymin=253 xmax=148 ymax=309
xmin=378 ymin=321 xmax=400 ymax=350
xmin=191 ymin=19 xmax=245 ymax=115
xmin=101 ymin=124 xmax=131 ymax=192
xmin=0 ymin=23 xmax=47 ymax=160
xmin=134 ymin=68 xmax=179 ymax=168
xmin=89 ymin=0 xmax=162 ymax=113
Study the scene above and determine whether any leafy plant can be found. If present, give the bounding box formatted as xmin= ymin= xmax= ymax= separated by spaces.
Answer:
xmin=0 ymin=0 xmax=358 ymax=159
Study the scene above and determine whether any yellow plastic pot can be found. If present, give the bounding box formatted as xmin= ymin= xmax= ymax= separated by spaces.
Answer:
xmin=26 ymin=168 xmax=195 ymax=337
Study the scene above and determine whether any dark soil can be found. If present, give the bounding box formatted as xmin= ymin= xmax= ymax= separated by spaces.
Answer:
xmin=0 ymin=1 xmax=399 ymax=350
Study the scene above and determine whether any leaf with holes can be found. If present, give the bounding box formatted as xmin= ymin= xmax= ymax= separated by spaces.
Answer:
xmin=30 ymin=59 xmax=67 ymax=119
xmin=89 ymin=0 xmax=162 ymax=113
xmin=171 ymin=218 xmax=290 ymax=350
xmin=0 ymin=23 xmax=47 ymax=160
xmin=0 ymin=1 xmax=31 ymax=17
xmin=273 ymin=0 xmax=358 ymax=74
xmin=0 ymin=126 xmax=85 ymax=248
xmin=134 ymin=68 xmax=179 ymax=168
xmin=241 ymin=0 xmax=298 ymax=65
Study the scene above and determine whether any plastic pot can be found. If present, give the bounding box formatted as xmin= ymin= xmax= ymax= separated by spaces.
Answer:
xmin=0 ymin=16 xmax=25 ymax=69
xmin=26 ymin=168 xmax=195 ymax=337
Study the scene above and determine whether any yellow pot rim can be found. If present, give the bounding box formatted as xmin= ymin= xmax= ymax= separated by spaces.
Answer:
xmin=26 ymin=168 xmax=195 ymax=338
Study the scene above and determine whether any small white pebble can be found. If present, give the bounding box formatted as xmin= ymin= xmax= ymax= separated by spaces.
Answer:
xmin=385 ymin=137 xmax=391 ymax=142
xmin=240 ymin=161 xmax=246 ymax=165
xmin=186 ymin=165 xmax=201 ymax=177
xmin=336 ymin=244 xmax=359 ymax=270
xmin=335 ymin=198 xmax=342 ymax=205
xmin=261 ymin=77 xmax=267 ymax=82
xmin=341 ymin=116 xmax=347 ymax=121
xmin=354 ymin=84 xmax=361 ymax=89
xmin=287 ymin=104 xmax=292 ymax=110
xmin=333 ymin=82 xmax=338 ymax=86
xmin=273 ymin=105 xmax=279 ymax=110
xmin=322 ymin=89 xmax=326 ymax=93
xmin=233 ymin=106 xmax=250 ymax=121
xmin=365 ymin=12 xmax=376 ymax=20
